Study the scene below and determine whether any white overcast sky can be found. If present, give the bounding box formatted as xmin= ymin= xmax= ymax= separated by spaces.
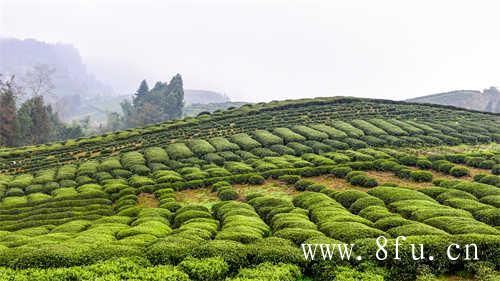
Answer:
xmin=1 ymin=0 xmax=499 ymax=102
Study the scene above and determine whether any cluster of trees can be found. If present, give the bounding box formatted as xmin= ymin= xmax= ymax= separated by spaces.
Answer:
xmin=104 ymin=74 xmax=185 ymax=131
xmin=0 ymin=74 xmax=85 ymax=147
xmin=0 ymin=70 xmax=186 ymax=147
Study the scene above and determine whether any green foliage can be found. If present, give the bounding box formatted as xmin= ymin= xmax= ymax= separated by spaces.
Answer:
xmin=229 ymin=262 xmax=301 ymax=281
xmin=178 ymin=257 xmax=229 ymax=281
xmin=410 ymin=170 xmax=433 ymax=182
xmin=166 ymin=143 xmax=194 ymax=160
xmin=450 ymin=166 xmax=470 ymax=177
xmin=187 ymin=139 xmax=217 ymax=156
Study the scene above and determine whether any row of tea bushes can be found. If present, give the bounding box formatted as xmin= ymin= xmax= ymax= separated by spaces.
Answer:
xmin=293 ymin=192 xmax=386 ymax=242
xmin=368 ymin=186 xmax=499 ymax=234
xmin=2 ymin=99 xmax=498 ymax=174
xmin=248 ymin=194 xmax=326 ymax=245
xmin=213 ymin=201 xmax=270 ymax=244
xmin=431 ymin=180 xmax=500 ymax=226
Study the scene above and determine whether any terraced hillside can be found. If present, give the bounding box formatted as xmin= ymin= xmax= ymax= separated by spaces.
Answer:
xmin=0 ymin=97 xmax=499 ymax=280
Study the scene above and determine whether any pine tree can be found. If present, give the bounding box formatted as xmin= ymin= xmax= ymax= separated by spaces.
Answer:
xmin=133 ymin=80 xmax=149 ymax=107
xmin=0 ymin=82 xmax=17 ymax=146
xmin=164 ymin=74 xmax=184 ymax=119
xmin=120 ymin=74 xmax=185 ymax=128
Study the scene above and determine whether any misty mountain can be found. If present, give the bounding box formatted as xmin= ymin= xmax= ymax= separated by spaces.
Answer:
xmin=407 ymin=87 xmax=500 ymax=113
xmin=184 ymin=89 xmax=230 ymax=105
xmin=0 ymin=38 xmax=238 ymax=123
xmin=0 ymin=38 xmax=113 ymax=97
xmin=0 ymin=38 xmax=115 ymax=121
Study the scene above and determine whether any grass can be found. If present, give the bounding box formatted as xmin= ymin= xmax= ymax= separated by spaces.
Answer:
xmin=176 ymin=188 xmax=219 ymax=208
xmin=234 ymin=180 xmax=298 ymax=199
xmin=407 ymin=143 xmax=500 ymax=155
xmin=136 ymin=193 xmax=160 ymax=208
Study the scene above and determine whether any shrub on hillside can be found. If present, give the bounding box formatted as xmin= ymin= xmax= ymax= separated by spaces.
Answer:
xmin=491 ymin=164 xmax=500 ymax=175
xmin=450 ymin=166 xmax=470 ymax=177
xmin=178 ymin=257 xmax=229 ymax=281
xmin=410 ymin=170 xmax=433 ymax=182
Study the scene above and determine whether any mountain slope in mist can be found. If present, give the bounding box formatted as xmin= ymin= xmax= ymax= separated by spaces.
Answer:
xmin=0 ymin=37 xmax=113 ymax=98
xmin=407 ymin=87 xmax=500 ymax=113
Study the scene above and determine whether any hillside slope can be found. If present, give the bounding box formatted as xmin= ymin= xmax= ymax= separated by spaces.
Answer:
xmin=1 ymin=96 xmax=498 ymax=174
xmin=407 ymin=87 xmax=500 ymax=113
xmin=0 ymin=96 xmax=499 ymax=279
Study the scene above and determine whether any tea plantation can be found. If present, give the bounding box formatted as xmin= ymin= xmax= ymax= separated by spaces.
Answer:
xmin=0 ymin=97 xmax=499 ymax=280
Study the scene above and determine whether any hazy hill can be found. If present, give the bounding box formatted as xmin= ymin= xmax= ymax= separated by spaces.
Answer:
xmin=0 ymin=37 xmax=115 ymax=122
xmin=184 ymin=89 xmax=230 ymax=105
xmin=0 ymin=38 xmax=113 ymax=98
xmin=407 ymin=87 xmax=500 ymax=113
xmin=0 ymin=38 xmax=237 ymax=123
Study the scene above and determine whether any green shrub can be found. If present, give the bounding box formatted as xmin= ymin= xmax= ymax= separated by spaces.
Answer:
xmin=349 ymin=196 xmax=385 ymax=214
xmin=116 ymin=221 xmax=172 ymax=239
xmin=426 ymin=216 xmax=498 ymax=235
xmin=374 ymin=216 xmax=412 ymax=231
xmin=310 ymin=124 xmax=348 ymax=139
xmin=479 ymin=160 xmax=495 ymax=169
xmin=147 ymin=236 xmax=204 ymax=265
xmin=166 ymin=143 xmax=194 ymax=160
xmin=248 ymin=174 xmax=265 ymax=185
xmin=436 ymin=190 xmax=477 ymax=202
xmin=278 ymin=174 xmax=301 ymax=184
xmin=273 ymin=228 xmax=325 ymax=245
xmin=212 ymin=181 xmax=231 ymax=191
xmin=330 ymin=120 xmax=364 ymax=137
xmin=320 ymin=221 xmax=387 ymax=242
xmin=410 ymin=170 xmax=433 ymax=182
xmin=331 ymin=166 xmax=352 ymax=178
xmin=246 ymin=238 xmax=304 ymax=265
xmin=306 ymin=183 xmax=327 ymax=192
xmin=187 ymin=139 xmax=217 ymax=156
xmin=174 ymin=210 xmax=212 ymax=228
xmin=478 ymin=175 xmax=500 ymax=187
xmin=231 ymin=133 xmax=261 ymax=150
xmin=272 ymin=127 xmax=306 ymax=143
xmin=349 ymin=174 xmax=378 ymax=188
xmin=219 ymin=189 xmax=239 ymax=201
xmin=480 ymin=195 xmax=500 ymax=208
xmin=450 ymin=166 xmax=470 ymax=177
xmin=492 ymin=164 xmax=500 ymax=175
xmin=269 ymin=144 xmax=296 ymax=155
xmin=416 ymin=159 xmax=432 ymax=169
xmin=229 ymin=262 xmax=301 ymax=281
xmin=144 ymin=147 xmax=169 ymax=163
xmin=286 ymin=142 xmax=313 ymax=155
xmin=291 ymin=125 xmax=329 ymax=140
xmin=335 ymin=190 xmax=369 ymax=208
xmin=388 ymin=223 xmax=449 ymax=236
xmin=368 ymin=186 xmax=436 ymax=204
xmin=178 ymin=257 xmax=229 ymax=281
xmin=294 ymin=179 xmax=315 ymax=191
xmin=209 ymin=137 xmax=240 ymax=151
xmin=98 ymin=158 xmax=122 ymax=172
xmin=351 ymin=119 xmax=386 ymax=136
xmin=432 ymin=160 xmax=454 ymax=174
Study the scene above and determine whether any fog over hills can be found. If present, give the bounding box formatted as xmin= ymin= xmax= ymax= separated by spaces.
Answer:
xmin=408 ymin=87 xmax=500 ymax=113
xmin=0 ymin=38 xmax=234 ymax=122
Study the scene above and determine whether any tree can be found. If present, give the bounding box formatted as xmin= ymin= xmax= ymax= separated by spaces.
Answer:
xmin=0 ymin=76 xmax=18 ymax=146
xmin=105 ymin=111 xmax=125 ymax=132
xmin=21 ymin=64 xmax=56 ymax=97
xmin=120 ymin=74 xmax=185 ymax=128
xmin=133 ymin=80 xmax=149 ymax=107
xmin=16 ymin=96 xmax=51 ymax=145
xmin=163 ymin=74 xmax=184 ymax=119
